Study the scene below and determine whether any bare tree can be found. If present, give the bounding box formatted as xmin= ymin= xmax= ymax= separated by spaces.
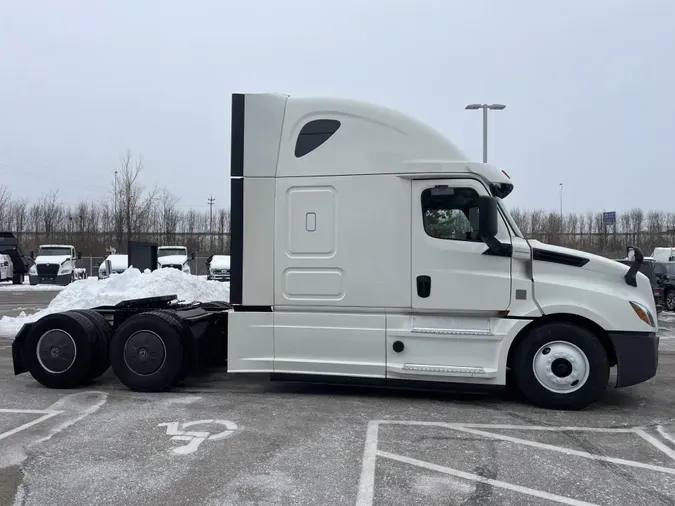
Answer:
xmin=10 ymin=198 xmax=28 ymax=235
xmin=39 ymin=190 xmax=62 ymax=238
xmin=116 ymin=149 xmax=158 ymax=243
xmin=0 ymin=185 xmax=11 ymax=229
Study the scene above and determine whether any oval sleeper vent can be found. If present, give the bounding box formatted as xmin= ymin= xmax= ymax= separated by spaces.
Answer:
xmin=295 ymin=119 xmax=341 ymax=157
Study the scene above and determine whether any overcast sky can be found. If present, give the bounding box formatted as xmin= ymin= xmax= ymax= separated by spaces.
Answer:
xmin=1 ymin=0 xmax=673 ymax=215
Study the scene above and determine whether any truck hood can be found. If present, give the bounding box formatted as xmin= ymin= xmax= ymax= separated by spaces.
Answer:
xmin=157 ymin=255 xmax=188 ymax=265
xmin=529 ymin=240 xmax=629 ymax=278
xmin=34 ymin=255 xmax=71 ymax=265
xmin=210 ymin=257 xmax=231 ymax=269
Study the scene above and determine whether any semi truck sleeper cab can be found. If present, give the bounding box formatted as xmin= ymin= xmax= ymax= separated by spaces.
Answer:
xmin=11 ymin=92 xmax=658 ymax=410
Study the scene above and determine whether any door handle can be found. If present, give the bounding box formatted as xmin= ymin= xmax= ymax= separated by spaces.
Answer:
xmin=416 ymin=275 xmax=431 ymax=298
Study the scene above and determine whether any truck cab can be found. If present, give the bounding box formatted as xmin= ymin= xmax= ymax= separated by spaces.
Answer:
xmin=226 ymin=92 xmax=659 ymax=410
xmin=207 ymin=254 xmax=230 ymax=281
xmin=157 ymin=246 xmax=191 ymax=274
xmin=29 ymin=244 xmax=81 ymax=285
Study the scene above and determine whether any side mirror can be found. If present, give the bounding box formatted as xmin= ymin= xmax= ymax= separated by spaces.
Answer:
xmin=478 ymin=196 xmax=499 ymax=239
xmin=77 ymin=252 xmax=82 ymax=260
xmin=478 ymin=196 xmax=509 ymax=256
xmin=30 ymin=250 xmax=34 ymax=259
xmin=191 ymin=252 xmax=196 ymax=260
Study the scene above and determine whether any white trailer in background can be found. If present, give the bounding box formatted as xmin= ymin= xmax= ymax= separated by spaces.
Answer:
xmin=652 ymin=247 xmax=675 ymax=262
xmin=12 ymin=92 xmax=658 ymax=410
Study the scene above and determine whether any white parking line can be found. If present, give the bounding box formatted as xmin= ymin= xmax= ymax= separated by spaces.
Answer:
xmin=378 ymin=450 xmax=599 ymax=506
xmin=356 ymin=420 xmax=675 ymax=506
xmin=657 ymin=425 xmax=675 ymax=446
xmin=0 ymin=409 xmax=63 ymax=441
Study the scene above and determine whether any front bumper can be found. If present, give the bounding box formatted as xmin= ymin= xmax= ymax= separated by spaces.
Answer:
xmin=29 ymin=273 xmax=72 ymax=286
xmin=207 ymin=274 xmax=230 ymax=282
xmin=608 ymin=331 xmax=659 ymax=387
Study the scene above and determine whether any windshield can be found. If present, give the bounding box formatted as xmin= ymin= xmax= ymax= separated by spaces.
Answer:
xmin=158 ymin=248 xmax=187 ymax=257
xmin=37 ymin=247 xmax=72 ymax=257
xmin=496 ymin=198 xmax=524 ymax=239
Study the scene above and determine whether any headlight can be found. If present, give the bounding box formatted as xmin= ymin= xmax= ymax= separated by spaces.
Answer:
xmin=29 ymin=265 xmax=36 ymax=275
xmin=59 ymin=265 xmax=72 ymax=275
xmin=182 ymin=263 xmax=190 ymax=273
xmin=630 ymin=301 xmax=655 ymax=327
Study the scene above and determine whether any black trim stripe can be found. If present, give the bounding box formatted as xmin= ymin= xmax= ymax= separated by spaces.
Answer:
xmin=230 ymin=178 xmax=244 ymax=305
xmin=532 ymin=248 xmax=589 ymax=267
xmin=231 ymin=305 xmax=273 ymax=312
xmin=230 ymin=94 xmax=245 ymax=178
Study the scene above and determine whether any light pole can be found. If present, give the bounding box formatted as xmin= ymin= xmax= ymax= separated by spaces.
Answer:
xmin=465 ymin=103 xmax=506 ymax=163
xmin=559 ymin=182 xmax=563 ymax=217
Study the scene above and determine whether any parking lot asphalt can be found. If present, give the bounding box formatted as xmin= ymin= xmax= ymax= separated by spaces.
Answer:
xmin=0 ymin=289 xmax=58 ymax=318
xmin=1 ymin=290 xmax=675 ymax=505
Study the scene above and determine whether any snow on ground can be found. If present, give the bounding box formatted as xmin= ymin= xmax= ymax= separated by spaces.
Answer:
xmin=0 ymin=268 xmax=230 ymax=338
xmin=0 ymin=282 xmax=66 ymax=291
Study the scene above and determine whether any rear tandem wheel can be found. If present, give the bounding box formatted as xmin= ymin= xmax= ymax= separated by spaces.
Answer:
xmin=22 ymin=311 xmax=103 ymax=389
xmin=109 ymin=311 xmax=189 ymax=392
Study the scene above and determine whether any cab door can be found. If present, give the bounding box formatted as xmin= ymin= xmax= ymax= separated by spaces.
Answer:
xmin=385 ymin=178 xmax=513 ymax=382
xmin=411 ymin=178 xmax=512 ymax=312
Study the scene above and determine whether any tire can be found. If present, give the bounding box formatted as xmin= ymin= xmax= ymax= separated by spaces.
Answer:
xmin=152 ymin=309 xmax=196 ymax=380
xmin=512 ymin=322 xmax=609 ymax=410
xmin=22 ymin=312 xmax=96 ymax=389
xmin=666 ymin=289 xmax=675 ymax=312
xmin=69 ymin=309 xmax=112 ymax=382
xmin=12 ymin=273 xmax=23 ymax=285
xmin=109 ymin=311 xmax=185 ymax=392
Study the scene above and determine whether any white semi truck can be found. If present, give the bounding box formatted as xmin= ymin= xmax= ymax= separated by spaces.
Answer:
xmin=28 ymin=244 xmax=86 ymax=285
xmin=0 ymin=254 xmax=14 ymax=283
xmin=11 ymin=92 xmax=658 ymax=410
xmin=157 ymin=245 xmax=191 ymax=274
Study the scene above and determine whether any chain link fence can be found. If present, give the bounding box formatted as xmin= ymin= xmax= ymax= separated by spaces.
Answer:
xmin=76 ymin=256 xmax=219 ymax=278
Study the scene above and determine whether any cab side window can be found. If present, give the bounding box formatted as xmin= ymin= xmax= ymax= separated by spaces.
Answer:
xmin=421 ymin=186 xmax=481 ymax=241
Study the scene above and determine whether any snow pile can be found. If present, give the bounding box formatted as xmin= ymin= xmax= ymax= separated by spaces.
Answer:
xmin=0 ymin=267 xmax=230 ymax=338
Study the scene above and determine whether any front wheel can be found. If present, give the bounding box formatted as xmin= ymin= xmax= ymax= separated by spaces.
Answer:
xmin=513 ymin=322 xmax=609 ymax=410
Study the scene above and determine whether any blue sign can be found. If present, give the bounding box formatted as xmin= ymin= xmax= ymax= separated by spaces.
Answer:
xmin=603 ymin=211 xmax=616 ymax=226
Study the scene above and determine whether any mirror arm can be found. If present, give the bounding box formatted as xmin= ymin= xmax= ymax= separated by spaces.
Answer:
xmin=481 ymin=235 xmax=511 ymax=257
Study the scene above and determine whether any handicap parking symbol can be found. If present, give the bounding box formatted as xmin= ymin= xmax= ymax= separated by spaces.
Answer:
xmin=158 ymin=419 xmax=239 ymax=455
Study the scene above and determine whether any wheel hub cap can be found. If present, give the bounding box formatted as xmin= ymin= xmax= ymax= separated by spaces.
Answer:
xmin=532 ymin=341 xmax=590 ymax=393
xmin=123 ymin=330 xmax=166 ymax=375
xmin=37 ymin=329 xmax=76 ymax=374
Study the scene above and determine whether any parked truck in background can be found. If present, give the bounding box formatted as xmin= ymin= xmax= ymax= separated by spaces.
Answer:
xmin=11 ymin=92 xmax=659 ymax=410
xmin=28 ymin=244 xmax=86 ymax=285
xmin=207 ymin=254 xmax=230 ymax=281
xmin=0 ymin=232 xmax=32 ymax=285
xmin=98 ymin=254 xmax=129 ymax=279
xmin=0 ymin=254 xmax=14 ymax=283
xmin=157 ymin=245 xmax=191 ymax=274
